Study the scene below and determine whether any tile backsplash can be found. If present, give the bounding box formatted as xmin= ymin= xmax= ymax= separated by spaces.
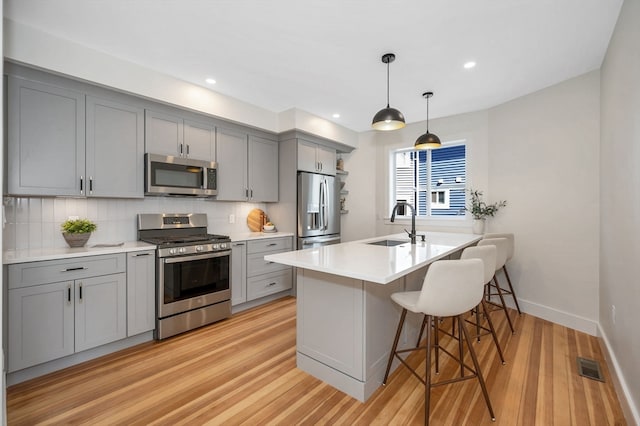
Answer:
xmin=3 ymin=197 xmax=268 ymax=250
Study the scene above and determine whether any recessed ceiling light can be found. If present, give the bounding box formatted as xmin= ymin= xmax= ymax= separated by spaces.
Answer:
xmin=332 ymin=113 xmax=340 ymax=118
xmin=205 ymin=78 xmax=216 ymax=84
xmin=463 ymin=61 xmax=476 ymax=69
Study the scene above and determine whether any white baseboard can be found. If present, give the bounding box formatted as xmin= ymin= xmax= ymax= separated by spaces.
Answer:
xmin=501 ymin=296 xmax=598 ymax=336
xmin=598 ymin=324 xmax=640 ymax=426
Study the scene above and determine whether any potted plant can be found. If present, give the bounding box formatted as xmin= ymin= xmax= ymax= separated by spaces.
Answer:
xmin=61 ymin=218 xmax=97 ymax=247
xmin=466 ymin=189 xmax=507 ymax=234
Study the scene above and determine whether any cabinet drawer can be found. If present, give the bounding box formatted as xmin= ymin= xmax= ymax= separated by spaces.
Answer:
xmin=247 ymin=252 xmax=290 ymax=277
xmin=247 ymin=269 xmax=292 ymax=301
xmin=8 ymin=254 xmax=126 ymax=289
xmin=247 ymin=237 xmax=292 ymax=254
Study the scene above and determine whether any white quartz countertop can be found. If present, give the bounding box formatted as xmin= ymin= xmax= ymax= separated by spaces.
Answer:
xmin=264 ymin=232 xmax=481 ymax=284
xmin=229 ymin=231 xmax=294 ymax=242
xmin=3 ymin=241 xmax=157 ymax=264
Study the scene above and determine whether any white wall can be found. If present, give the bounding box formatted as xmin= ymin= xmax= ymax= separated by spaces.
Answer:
xmin=488 ymin=71 xmax=601 ymax=333
xmin=600 ymin=0 xmax=640 ymax=422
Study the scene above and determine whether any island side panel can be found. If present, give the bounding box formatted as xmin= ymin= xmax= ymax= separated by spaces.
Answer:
xmin=297 ymin=268 xmax=364 ymax=380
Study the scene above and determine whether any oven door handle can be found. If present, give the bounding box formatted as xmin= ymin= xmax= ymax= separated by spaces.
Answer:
xmin=162 ymin=250 xmax=231 ymax=264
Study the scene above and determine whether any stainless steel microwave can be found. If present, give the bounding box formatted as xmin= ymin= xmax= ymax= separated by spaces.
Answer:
xmin=145 ymin=153 xmax=217 ymax=197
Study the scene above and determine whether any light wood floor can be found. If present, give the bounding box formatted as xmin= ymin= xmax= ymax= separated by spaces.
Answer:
xmin=7 ymin=296 xmax=626 ymax=425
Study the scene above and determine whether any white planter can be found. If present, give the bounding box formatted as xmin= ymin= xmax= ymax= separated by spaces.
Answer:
xmin=472 ymin=219 xmax=485 ymax=235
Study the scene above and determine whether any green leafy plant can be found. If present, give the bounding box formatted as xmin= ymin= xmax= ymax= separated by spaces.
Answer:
xmin=61 ymin=218 xmax=97 ymax=234
xmin=466 ymin=189 xmax=507 ymax=220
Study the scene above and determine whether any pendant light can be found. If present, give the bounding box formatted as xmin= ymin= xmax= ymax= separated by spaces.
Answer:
xmin=372 ymin=53 xmax=406 ymax=131
xmin=414 ymin=91 xmax=441 ymax=149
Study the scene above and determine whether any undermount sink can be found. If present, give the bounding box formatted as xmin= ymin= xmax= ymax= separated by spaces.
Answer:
xmin=366 ymin=239 xmax=408 ymax=247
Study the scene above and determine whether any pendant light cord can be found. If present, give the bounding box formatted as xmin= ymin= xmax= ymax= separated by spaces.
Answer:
xmin=426 ymin=95 xmax=430 ymax=132
xmin=386 ymin=60 xmax=391 ymax=108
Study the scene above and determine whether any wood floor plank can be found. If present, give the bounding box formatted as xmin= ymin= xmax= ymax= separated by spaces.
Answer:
xmin=6 ymin=296 xmax=627 ymax=425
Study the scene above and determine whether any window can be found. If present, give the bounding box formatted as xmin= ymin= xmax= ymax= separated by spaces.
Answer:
xmin=391 ymin=143 xmax=466 ymax=218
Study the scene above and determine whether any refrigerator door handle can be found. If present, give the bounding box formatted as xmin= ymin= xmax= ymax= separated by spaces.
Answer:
xmin=323 ymin=179 xmax=329 ymax=230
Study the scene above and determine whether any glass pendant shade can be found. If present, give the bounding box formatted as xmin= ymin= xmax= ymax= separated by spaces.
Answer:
xmin=372 ymin=53 xmax=405 ymax=131
xmin=372 ymin=106 xmax=406 ymax=131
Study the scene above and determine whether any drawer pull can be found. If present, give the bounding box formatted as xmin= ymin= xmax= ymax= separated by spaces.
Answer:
xmin=134 ymin=253 xmax=151 ymax=257
xmin=267 ymin=243 xmax=277 ymax=247
xmin=266 ymin=261 xmax=274 ymax=264
xmin=62 ymin=267 xmax=87 ymax=272
xmin=267 ymin=282 xmax=277 ymax=287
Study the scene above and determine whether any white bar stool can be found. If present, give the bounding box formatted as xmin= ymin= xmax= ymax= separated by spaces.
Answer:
xmin=483 ymin=232 xmax=521 ymax=314
xmin=382 ymin=259 xmax=496 ymax=425
xmin=477 ymin=237 xmax=515 ymax=333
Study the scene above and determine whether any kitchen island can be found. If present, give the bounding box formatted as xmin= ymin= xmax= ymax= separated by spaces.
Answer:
xmin=264 ymin=231 xmax=481 ymax=402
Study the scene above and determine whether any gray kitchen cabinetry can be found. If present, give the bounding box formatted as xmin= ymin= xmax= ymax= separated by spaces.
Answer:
xmin=216 ymin=127 xmax=279 ymax=202
xmin=7 ymin=76 xmax=85 ymax=197
xmin=86 ymin=96 xmax=144 ymax=198
xmin=126 ymin=250 xmax=156 ymax=336
xmin=231 ymin=241 xmax=247 ymax=306
xmin=246 ymin=237 xmax=293 ymax=301
xmin=7 ymin=76 xmax=144 ymax=198
xmin=7 ymin=254 xmax=127 ymax=372
xmin=145 ymin=109 xmax=215 ymax=161
xmin=298 ymin=139 xmax=336 ymax=176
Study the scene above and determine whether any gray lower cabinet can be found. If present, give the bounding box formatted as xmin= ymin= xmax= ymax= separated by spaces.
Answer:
xmin=246 ymin=237 xmax=293 ymax=301
xmin=7 ymin=75 xmax=145 ymax=198
xmin=216 ymin=127 xmax=278 ymax=202
xmin=7 ymin=253 xmax=128 ymax=372
xmin=231 ymin=241 xmax=247 ymax=305
xmin=126 ymin=250 xmax=156 ymax=336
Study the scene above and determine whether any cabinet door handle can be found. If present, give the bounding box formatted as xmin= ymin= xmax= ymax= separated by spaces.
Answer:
xmin=186 ymin=144 xmax=190 ymax=156
xmin=61 ymin=267 xmax=87 ymax=272
xmin=250 ymin=189 xmax=253 ymax=198
xmin=133 ymin=252 xmax=151 ymax=257
xmin=78 ymin=283 xmax=83 ymax=301
xmin=245 ymin=188 xmax=249 ymax=198
xmin=67 ymin=286 xmax=72 ymax=303
xmin=80 ymin=176 xmax=84 ymax=194
xmin=266 ymin=261 xmax=274 ymax=264
xmin=89 ymin=177 xmax=93 ymax=193
xmin=180 ymin=143 xmax=184 ymax=157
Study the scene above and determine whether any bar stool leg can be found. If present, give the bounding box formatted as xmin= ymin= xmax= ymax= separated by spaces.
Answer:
xmin=493 ymin=275 xmax=515 ymax=333
xmin=481 ymin=300 xmax=506 ymax=364
xmin=383 ymin=308 xmax=407 ymax=385
xmin=458 ymin=314 xmax=496 ymax=422
xmin=417 ymin=315 xmax=427 ymax=347
xmin=503 ymin=265 xmax=522 ymax=315
xmin=434 ymin=316 xmax=441 ymax=374
xmin=424 ymin=314 xmax=433 ymax=426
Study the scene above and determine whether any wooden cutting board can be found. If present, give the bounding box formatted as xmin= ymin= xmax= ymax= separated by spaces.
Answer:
xmin=247 ymin=208 xmax=266 ymax=232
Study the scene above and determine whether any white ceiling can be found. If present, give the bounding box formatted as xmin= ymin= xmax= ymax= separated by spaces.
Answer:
xmin=4 ymin=0 xmax=623 ymax=132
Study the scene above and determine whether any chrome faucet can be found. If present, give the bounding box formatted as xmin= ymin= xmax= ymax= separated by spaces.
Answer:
xmin=390 ymin=201 xmax=417 ymax=244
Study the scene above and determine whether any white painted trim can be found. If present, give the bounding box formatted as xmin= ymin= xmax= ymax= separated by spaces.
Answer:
xmin=598 ymin=324 xmax=640 ymax=426
xmin=503 ymin=297 xmax=598 ymax=336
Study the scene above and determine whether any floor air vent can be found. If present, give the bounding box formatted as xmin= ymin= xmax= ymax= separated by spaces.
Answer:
xmin=577 ymin=357 xmax=604 ymax=382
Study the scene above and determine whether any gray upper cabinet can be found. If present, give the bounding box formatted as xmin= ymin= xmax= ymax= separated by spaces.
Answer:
xmin=216 ymin=127 xmax=278 ymax=202
xmin=86 ymin=96 xmax=144 ymax=198
xmin=297 ymin=139 xmax=336 ymax=175
xmin=7 ymin=76 xmax=85 ymax=196
xmin=7 ymin=75 xmax=145 ymax=198
xmin=248 ymin=136 xmax=279 ymax=202
xmin=216 ymin=127 xmax=248 ymax=200
xmin=145 ymin=109 xmax=215 ymax=161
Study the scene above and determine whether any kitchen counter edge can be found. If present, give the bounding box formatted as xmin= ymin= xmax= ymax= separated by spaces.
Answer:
xmin=3 ymin=242 xmax=157 ymax=265
xmin=229 ymin=231 xmax=295 ymax=242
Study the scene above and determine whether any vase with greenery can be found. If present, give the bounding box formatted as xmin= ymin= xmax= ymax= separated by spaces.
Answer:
xmin=61 ymin=218 xmax=97 ymax=247
xmin=466 ymin=189 xmax=507 ymax=234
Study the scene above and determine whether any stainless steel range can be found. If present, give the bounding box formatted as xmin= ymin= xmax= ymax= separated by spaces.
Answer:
xmin=138 ymin=213 xmax=231 ymax=340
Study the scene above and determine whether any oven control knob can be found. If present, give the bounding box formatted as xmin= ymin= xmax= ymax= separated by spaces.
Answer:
xmin=169 ymin=248 xmax=177 ymax=255
xmin=195 ymin=245 xmax=203 ymax=252
xmin=213 ymin=243 xmax=220 ymax=250
xmin=220 ymin=243 xmax=227 ymax=249
xmin=179 ymin=247 xmax=187 ymax=254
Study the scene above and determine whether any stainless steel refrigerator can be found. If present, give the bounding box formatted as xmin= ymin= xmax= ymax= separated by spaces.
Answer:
xmin=297 ymin=172 xmax=341 ymax=249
